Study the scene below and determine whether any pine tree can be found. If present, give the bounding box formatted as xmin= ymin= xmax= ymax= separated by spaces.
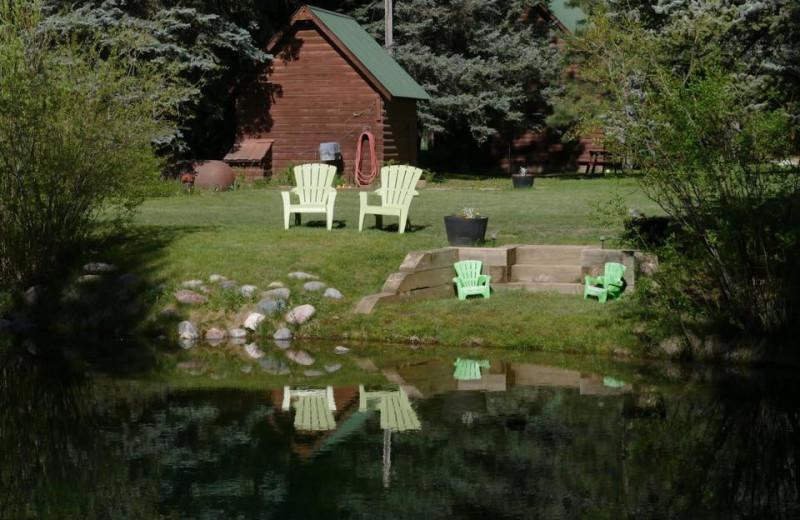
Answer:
xmin=345 ymin=0 xmax=561 ymax=145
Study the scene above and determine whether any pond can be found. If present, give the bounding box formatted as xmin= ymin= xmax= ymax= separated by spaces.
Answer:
xmin=2 ymin=340 xmax=799 ymax=519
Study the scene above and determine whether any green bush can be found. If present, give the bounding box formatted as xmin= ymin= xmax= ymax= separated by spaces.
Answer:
xmin=572 ymin=14 xmax=800 ymax=341
xmin=0 ymin=2 xmax=182 ymax=291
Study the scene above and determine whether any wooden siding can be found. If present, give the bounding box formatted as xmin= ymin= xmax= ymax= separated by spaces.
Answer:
xmin=383 ymin=98 xmax=418 ymax=165
xmin=236 ymin=22 xmax=385 ymax=179
xmin=490 ymin=127 xmax=605 ymax=173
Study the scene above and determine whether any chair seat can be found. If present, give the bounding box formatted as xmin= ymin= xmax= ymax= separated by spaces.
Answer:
xmin=286 ymin=203 xmax=327 ymax=211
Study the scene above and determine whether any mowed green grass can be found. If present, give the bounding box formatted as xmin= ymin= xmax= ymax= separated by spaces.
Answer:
xmin=131 ymin=176 xmax=661 ymax=354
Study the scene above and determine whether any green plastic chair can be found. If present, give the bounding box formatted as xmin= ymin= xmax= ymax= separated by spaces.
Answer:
xmin=453 ymin=260 xmax=491 ymax=300
xmin=281 ymin=163 xmax=338 ymax=230
xmin=358 ymin=165 xmax=423 ymax=234
xmin=453 ymin=358 xmax=490 ymax=381
xmin=583 ymin=262 xmax=627 ymax=303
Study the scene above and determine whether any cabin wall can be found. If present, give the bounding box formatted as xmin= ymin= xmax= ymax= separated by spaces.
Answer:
xmin=490 ymin=127 xmax=604 ymax=174
xmin=235 ymin=22 xmax=385 ymax=180
xmin=382 ymin=98 xmax=419 ymax=165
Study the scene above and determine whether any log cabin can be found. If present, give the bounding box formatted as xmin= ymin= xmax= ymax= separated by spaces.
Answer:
xmin=225 ymin=5 xmax=430 ymax=181
xmin=488 ymin=0 xmax=608 ymax=174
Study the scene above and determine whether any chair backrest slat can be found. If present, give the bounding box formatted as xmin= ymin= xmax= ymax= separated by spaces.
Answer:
xmin=294 ymin=163 xmax=337 ymax=204
xmin=380 ymin=165 xmax=423 ymax=207
xmin=454 ymin=260 xmax=483 ymax=287
xmin=603 ymin=262 xmax=626 ymax=287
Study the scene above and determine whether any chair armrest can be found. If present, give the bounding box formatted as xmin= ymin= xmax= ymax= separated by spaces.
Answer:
xmin=360 ymin=189 xmax=383 ymax=204
xmin=585 ymin=275 xmax=601 ymax=285
xmin=478 ymin=275 xmax=491 ymax=285
xmin=281 ymin=191 xmax=292 ymax=204
xmin=453 ymin=277 xmax=463 ymax=287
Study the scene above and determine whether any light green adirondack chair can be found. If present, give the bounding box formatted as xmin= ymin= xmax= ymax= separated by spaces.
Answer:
xmin=358 ymin=165 xmax=423 ymax=234
xmin=583 ymin=262 xmax=627 ymax=303
xmin=453 ymin=260 xmax=491 ymax=300
xmin=282 ymin=386 xmax=337 ymax=432
xmin=453 ymin=358 xmax=490 ymax=381
xmin=281 ymin=163 xmax=338 ymax=230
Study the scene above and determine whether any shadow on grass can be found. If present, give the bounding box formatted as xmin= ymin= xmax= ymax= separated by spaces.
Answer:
xmin=7 ymin=225 xmax=207 ymax=376
xmin=305 ymin=219 xmax=347 ymax=229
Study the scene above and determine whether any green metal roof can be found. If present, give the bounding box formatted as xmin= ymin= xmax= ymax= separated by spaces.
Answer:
xmin=548 ymin=0 xmax=588 ymax=33
xmin=307 ymin=6 xmax=431 ymax=101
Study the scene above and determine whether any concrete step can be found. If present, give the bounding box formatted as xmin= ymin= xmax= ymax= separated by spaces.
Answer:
xmin=494 ymin=282 xmax=583 ymax=295
xmin=514 ymin=245 xmax=593 ymax=266
xmin=510 ymin=264 xmax=583 ymax=284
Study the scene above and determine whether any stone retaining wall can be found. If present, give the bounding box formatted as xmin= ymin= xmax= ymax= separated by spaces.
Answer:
xmin=354 ymin=245 xmax=639 ymax=314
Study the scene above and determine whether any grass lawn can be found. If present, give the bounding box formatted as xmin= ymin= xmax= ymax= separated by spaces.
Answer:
xmin=125 ymin=175 xmax=662 ymax=355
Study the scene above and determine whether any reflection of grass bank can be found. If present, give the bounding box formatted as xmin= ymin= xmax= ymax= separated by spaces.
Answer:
xmin=131 ymin=177 xmax=659 ymax=356
xmin=148 ymin=340 xmax=685 ymax=395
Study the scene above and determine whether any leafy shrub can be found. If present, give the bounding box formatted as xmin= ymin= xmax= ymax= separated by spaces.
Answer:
xmin=0 ymin=3 xmax=181 ymax=291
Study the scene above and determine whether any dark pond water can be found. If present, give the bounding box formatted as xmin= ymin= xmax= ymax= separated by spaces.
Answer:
xmin=2 ymin=342 xmax=799 ymax=519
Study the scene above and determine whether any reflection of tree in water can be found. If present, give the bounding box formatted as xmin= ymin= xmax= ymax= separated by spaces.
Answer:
xmin=0 ymin=343 xmax=158 ymax=519
xmin=3 ymin=344 xmax=799 ymax=520
xmin=621 ymin=374 xmax=800 ymax=519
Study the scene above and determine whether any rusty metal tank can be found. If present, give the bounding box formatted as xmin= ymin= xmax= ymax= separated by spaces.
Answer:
xmin=192 ymin=161 xmax=236 ymax=191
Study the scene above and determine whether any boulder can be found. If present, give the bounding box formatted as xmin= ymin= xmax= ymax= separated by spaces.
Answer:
xmin=178 ymin=321 xmax=199 ymax=339
xmin=268 ymin=281 xmax=284 ymax=288
xmin=244 ymin=312 xmax=266 ymax=331
xmin=659 ymin=336 xmax=683 ymax=357
xmin=257 ymin=299 xmax=286 ymax=316
xmin=323 ymin=288 xmax=343 ymax=300
xmin=259 ymin=357 xmax=290 ymax=375
xmin=174 ymin=290 xmax=208 ymax=306
xmin=262 ymin=288 xmax=291 ymax=301
xmin=303 ymin=281 xmax=326 ymax=291
xmin=273 ymin=327 xmax=293 ymax=341
xmin=209 ymin=274 xmax=227 ymax=283
xmin=286 ymin=349 xmax=315 ymax=366
xmin=180 ymin=279 xmax=205 ymax=289
xmin=334 ymin=345 xmax=350 ymax=355
xmin=229 ymin=338 xmax=246 ymax=346
xmin=178 ymin=338 xmax=196 ymax=350
xmin=288 ymin=271 xmax=319 ymax=280
xmin=220 ymin=280 xmax=238 ymax=290
xmin=240 ymin=285 xmax=259 ymax=298
xmin=273 ymin=339 xmax=292 ymax=350
xmin=228 ymin=328 xmax=247 ymax=338
xmin=205 ymin=327 xmax=226 ymax=340
xmin=304 ymin=370 xmax=323 ymax=377
xmin=241 ymin=365 xmax=252 ymax=374
xmin=286 ymin=304 xmax=316 ymax=325
xmin=160 ymin=304 xmax=180 ymax=318
xmin=84 ymin=262 xmax=117 ymax=274
xmin=206 ymin=338 xmax=225 ymax=347
xmin=244 ymin=343 xmax=265 ymax=359
xmin=78 ymin=275 xmax=102 ymax=284
xmin=324 ymin=363 xmax=341 ymax=373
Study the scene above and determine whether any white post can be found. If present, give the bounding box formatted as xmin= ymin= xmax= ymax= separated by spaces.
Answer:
xmin=385 ymin=0 xmax=393 ymax=49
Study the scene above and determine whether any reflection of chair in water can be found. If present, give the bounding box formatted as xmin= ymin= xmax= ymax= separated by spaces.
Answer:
xmin=282 ymin=386 xmax=336 ymax=431
xmin=359 ymin=386 xmax=421 ymax=488
xmin=359 ymin=386 xmax=421 ymax=432
xmin=453 ymin=358 xmax=490 ymax=381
